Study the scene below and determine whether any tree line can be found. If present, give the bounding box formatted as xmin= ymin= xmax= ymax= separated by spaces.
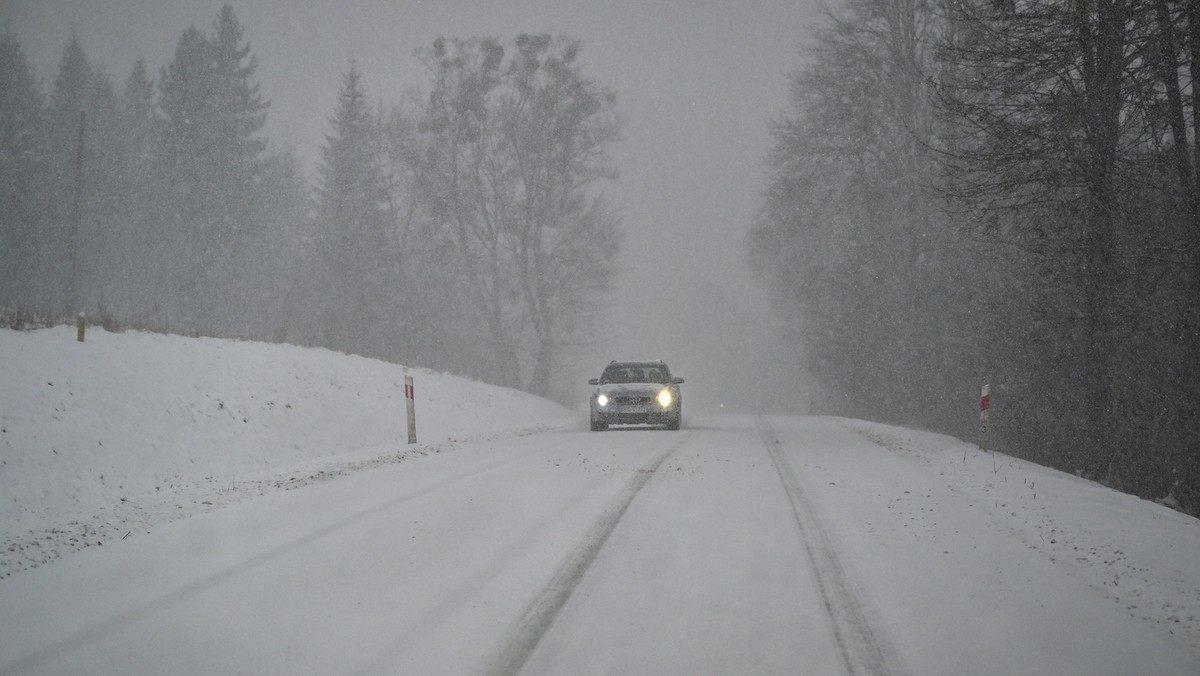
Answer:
xmin=0 ymin=6 xmax=621 ymax=400
xmin=751 ymin=0 xmax=1200 ymax=514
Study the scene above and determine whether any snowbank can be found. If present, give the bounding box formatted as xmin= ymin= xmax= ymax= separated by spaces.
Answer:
xmin=841 ymin=418 xmax=1200 ymax=659
xmin=0 ymin=326 xmax=570 ymax=537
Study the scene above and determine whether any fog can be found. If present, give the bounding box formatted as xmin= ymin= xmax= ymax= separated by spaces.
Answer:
xmin=3 ymin=0 xmax=1199 ymax=610
xmin=3 ymin=0 xmax=814 ymax=413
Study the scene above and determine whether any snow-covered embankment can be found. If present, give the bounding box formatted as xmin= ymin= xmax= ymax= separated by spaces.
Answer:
xmin=0 ymin=326 xmax=570 ymax=575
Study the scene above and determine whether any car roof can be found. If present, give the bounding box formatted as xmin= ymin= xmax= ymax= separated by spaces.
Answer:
xmin=605 ymin=361 xmax=669 ymax=369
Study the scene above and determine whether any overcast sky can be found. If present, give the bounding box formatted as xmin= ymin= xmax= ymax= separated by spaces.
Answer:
xmin=2 ymin=0 xmax=819 ymax=410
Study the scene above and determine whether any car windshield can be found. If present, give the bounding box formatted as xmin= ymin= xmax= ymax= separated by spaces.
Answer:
xmin=600 ymin=364 xmax=669 ymax=384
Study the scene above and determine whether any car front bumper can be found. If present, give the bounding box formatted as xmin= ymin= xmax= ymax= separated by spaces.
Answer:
xmin=591 ymin=404 xmax=680 ymax=425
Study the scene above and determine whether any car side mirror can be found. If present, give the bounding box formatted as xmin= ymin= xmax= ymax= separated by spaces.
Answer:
xmin=673 ymin=377 xmax=684 ymax=384
xmin=588 ymin=378 xmax=599 ymax=385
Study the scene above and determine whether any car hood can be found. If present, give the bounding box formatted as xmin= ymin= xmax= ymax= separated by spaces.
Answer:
xmin=596 ymin=383 xmax=672 ymax=396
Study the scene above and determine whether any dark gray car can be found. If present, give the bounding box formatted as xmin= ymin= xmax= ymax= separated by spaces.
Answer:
xmin=588 ymin=361 xmax=683 ymax=431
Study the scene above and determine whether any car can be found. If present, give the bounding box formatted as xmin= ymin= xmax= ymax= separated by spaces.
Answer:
xmin=588 ymin=360 xmax=684 ymax=431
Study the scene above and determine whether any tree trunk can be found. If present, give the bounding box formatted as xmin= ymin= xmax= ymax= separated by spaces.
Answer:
xmin=1075 ymin=0 xmax=1126 ymax=476
xmin=1190 ymin=0 xmax=1200 ymax=188
xmin=1153 ymin=0 xmax=1196 ymax=211
xmin=1187 ymin=0 xmax=1200 ymax=316
xmin=527 ymin=335 xmax=555 ymax=398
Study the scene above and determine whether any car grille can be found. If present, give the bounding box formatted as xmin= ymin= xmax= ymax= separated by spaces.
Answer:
xmin=614 ymin=395 xmax=655 ymax=405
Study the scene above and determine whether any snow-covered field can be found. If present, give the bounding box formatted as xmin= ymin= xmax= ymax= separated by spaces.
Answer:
xmin=1 ymin=326 xmax=572 ymax=577
xmin=1 ymin=327 xmax=1198 ymax=674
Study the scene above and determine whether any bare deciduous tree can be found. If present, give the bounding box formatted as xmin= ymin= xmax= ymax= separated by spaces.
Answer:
xmin=414 ymin=34 xmax=622 ymax=396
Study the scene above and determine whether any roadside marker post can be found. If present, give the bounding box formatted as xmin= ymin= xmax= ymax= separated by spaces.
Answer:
xmin=979 ymin=384 xmax=990 ymax=452
xmin=76 ymin=313 xmax=86 ymax=342
xmin=969 ymin=383 xmax=992 ymax=462
xmin=404 ymin=371 xmax=417 ymax=444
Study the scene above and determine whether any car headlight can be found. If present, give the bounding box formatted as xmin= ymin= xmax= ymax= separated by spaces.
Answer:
xmin=596 ymin=394 xmax=609 ymax=407
xmin=657 ymin=389 xmax=672 ymax=408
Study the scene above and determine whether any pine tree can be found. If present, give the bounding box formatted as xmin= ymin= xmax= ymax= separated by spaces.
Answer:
xmin=252 ymin=145 xmax=313 ymax=344
xmin=158 ymin=5 xmax=269 ymax=331
xmin=209 ymin=4 xmax=267 ymax=192
xmin=43 ymin=31 xmax=92 ymax=313
xmin=113 ymin=58 xmax=165 ymax=314
xmin=313 ymin=61 xmax=393 ymax=352
xmin=77 ymin=66 xmax=123 ymax=313
xmin=0 ymin=30 xmax=46 ymax=312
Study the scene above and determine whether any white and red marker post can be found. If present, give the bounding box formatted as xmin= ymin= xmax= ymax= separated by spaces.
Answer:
xmin=404 ymin=370 xmax=417 ymax=445
xmin=979 ymin=383 xmax=990 ymax=454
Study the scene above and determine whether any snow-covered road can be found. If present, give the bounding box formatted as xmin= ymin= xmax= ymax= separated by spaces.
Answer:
xmin=1 ymin=415 xmax=1196 ymax=675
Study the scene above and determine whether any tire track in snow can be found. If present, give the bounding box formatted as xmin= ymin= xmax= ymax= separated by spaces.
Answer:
xmin=757 ymin=416 xmax=892 ymax=676
xmin=0 ymin=432 xmax=580 ymax=676
xmin=487 ymin=430 xmax=694 ymax=676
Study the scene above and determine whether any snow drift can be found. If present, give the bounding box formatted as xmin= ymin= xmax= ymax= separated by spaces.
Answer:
xmin=1 ymin=326 xmax=570 ymax=571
